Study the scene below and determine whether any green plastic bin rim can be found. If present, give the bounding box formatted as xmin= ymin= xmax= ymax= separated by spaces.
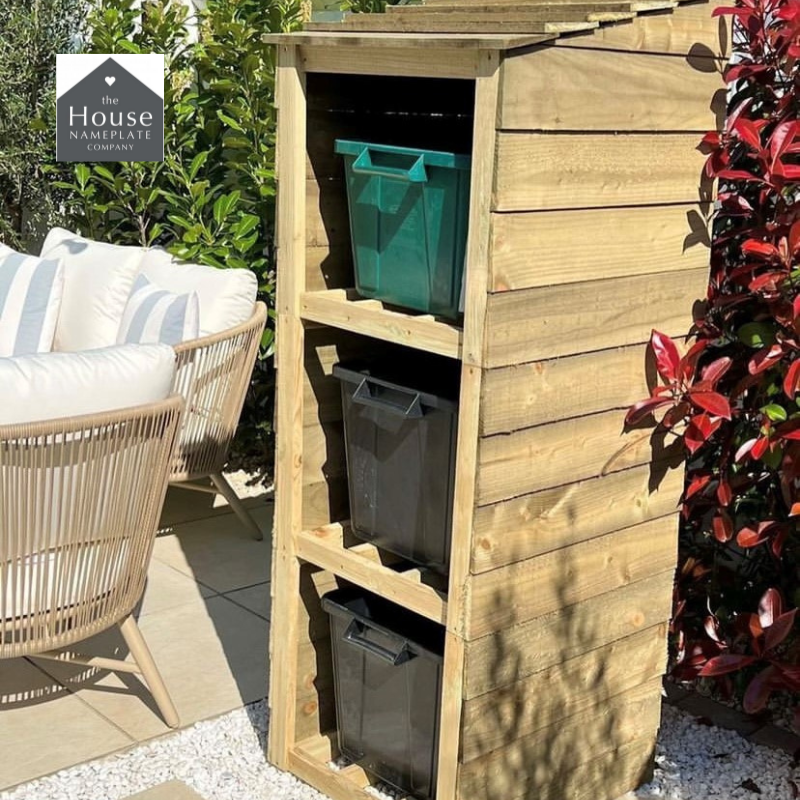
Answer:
xmin=335 ymin=139 xmax=471 ymax=171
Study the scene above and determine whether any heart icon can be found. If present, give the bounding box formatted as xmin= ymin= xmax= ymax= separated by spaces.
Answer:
xmin=105 ymin=76 xmax=115 ymax=86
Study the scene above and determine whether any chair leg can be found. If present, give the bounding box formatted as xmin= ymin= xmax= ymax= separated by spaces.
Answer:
xmin=119 ymin=614 xmax=179 ymax=729
xmin=210 ymin=471 xmax=263 ymax=541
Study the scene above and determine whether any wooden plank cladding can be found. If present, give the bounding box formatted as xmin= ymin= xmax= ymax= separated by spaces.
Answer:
xmin=489 ymin=203 xmax=711 ymax=292
xmin=471 ymin=463 xmax=683 ymax=572
xmin=463 ymin=570 xmax=675 ymax=698
xmin=299 ymin=45 xmax=483 ymax=79
xmin=479 ymin=344 xmax=654 ymax=434
xmin=476 ymin=408 xmax=683 ymax=505
xmin=500 ymin=46 xmax=725 ymax=131
xmin=493 ymin=132 xmax=711 ymax=212
xmin=483 ymin=266 xmax=708 ymax=367
xmin=464 ymin=514 xmax=677 ymax=638
xmin=457 ymin=680 xmax=662 ymax=800
xmin=460 ymin=623 xmax=668 ymax=761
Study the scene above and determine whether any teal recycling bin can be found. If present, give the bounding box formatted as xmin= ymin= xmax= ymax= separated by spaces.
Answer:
xmin=335 ymin=140 xmax=471 ymax=320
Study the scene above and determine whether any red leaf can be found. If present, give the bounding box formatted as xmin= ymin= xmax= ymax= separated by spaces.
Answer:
xmin=685 ymin=413 xmax=721 ymax=454
xmin=759 ymin=587 xmax=784 ymax=628
xmin=717 ymin=477 xmax=733 ymax=506
xmin=686 ymin=473 xmax=712 ymax=499
xmin=713 ymin=511 xmax=734 ymax=543
xmin=789 ymin=221 xmax=800 ymax=254
xmin=777 ymin=419 xmax=800 ymax=440
xmin=741 ymin=239 xmax=781 ymax=260
xmin=699 ymin=654 xmax=758 ymax=677
xmin=625 ymin=396 xmax=673 ymax=426
xmin=704 ymin=615 xmax=724 ymax=644
xmin=701 ymin=356 xmax=732 ymax=386
xmin=784 ymin=359 xmax=800 ymax=399
xmin=737 ymin=522 xmax=774 ymax=548
xmin=691 ymin=391 xmax=733 ymax=419
xmin=765 ymin=609 xmax=797 ymax=651
xmin=679 ymin=340 xmax=708 ymax=384
xmin=749 ymin=344 xmax=784 ymax=375
xmin=770 ymin=120 xmax=799 ymax=165
xmin=650 ymin=330 xmax=681 ymax=383
xmin=743 ymin=666 xmax=779 ymax=714
xmin=733 ymin=118 xmax=764 ymax=152
xmin=752 ymin=436 xmax=771 ymax=459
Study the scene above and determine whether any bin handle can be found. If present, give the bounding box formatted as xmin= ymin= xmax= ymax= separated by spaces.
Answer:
xmin=352 ymin=377 xmax=424 ymax=419
xmin=352 ymin=146 xmax=428 ymax=184
xmin=344 ymin=619 xmax=415 ymax=666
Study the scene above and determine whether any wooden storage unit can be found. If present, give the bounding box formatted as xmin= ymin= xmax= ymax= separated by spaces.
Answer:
xmin=266 ymin=3 xmax=726 ymax=799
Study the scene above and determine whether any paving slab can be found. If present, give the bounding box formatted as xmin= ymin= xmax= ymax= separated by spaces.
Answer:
xmin=152 ymin=506 xmax=273 ymax=594
xmin=0 ymin=658 xmax=132 ymax=791
xmin=123 ymin=780 xmax=207 ymax=800
xmin=33 ymin=595 xmax=269 ymax=742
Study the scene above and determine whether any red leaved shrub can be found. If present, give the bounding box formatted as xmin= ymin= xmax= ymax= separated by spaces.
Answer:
xmin=630 ymin=0 xmax=800 ymax=724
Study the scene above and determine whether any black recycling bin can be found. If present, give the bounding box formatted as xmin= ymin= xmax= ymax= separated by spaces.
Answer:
xmin=332 ymin=358 xmax=459 ymax=573
xmin=322 ymin=588 xmax=445 ymax=800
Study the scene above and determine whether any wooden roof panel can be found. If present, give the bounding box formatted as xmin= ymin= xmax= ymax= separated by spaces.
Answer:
xmin=262 ymin=0 xmax=707 ymax=48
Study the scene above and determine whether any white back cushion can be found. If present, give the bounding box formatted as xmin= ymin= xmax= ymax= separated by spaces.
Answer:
xmin=0 ymin=245 xmax=64 ymax=357
xmin=0 ymin=343 xmax=176 ymax=425
xmin=118 ymin=275 xmax=200 ymax=346
xmin=140 ymin=248 xmax=257 ymax=337
xmin=40 ymin=228 xmax=144 ymax=352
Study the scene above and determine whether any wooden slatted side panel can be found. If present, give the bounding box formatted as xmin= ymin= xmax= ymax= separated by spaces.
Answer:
xmin=454 ymin=12 xmax=723 ymax=791
xmin=489 ymin=203 xmax=711 ymax=292
xmin=457 ymin=679 xmax=661 ymax=800
xmin=492 ymin=132 xmax=711 ymax=212
xmin=499 ymin=46 xmax=725 ymax=132
xmin=462 ymin=570 xmax=674 ymax=699
xmin=464 ymin=514 xmax=678 ymax=639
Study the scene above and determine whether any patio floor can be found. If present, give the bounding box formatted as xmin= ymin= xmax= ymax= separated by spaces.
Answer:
xmin=0 ymin=480 xmax=273 ymax=794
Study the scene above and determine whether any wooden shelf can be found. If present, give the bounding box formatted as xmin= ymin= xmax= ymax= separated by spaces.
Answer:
xmin=290 ymin=734 xmax=413 ymax=800
xmin=300 ymin=289 xmax=463 ymax=360
xmin=295 ymin=522 xmax=449 ymax=625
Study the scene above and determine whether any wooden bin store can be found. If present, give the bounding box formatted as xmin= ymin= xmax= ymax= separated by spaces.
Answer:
xmin=266 ymin=2 xmax=727 ymax=799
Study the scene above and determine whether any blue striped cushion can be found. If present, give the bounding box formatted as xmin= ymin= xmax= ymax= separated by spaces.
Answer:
xmin=118 ymin=275 xmax=200 ymax=346
xmin=0 ymin=245 xmax=64 ymax=356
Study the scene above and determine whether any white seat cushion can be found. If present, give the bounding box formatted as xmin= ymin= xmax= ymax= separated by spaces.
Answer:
xmin=2 ymin=541 xmax=129 ymax=621
xmin=0 ymin=245 xmax=64 ymax=357
xmin=40 ymin=228 xmax=144 ymax=352
xmin=0 ymin=343 xmax=176 ymax=425
xmin=118 ymin=275 xmax=200 ymax=346
xmin=140 ymin=248 xmax=257 ymax=337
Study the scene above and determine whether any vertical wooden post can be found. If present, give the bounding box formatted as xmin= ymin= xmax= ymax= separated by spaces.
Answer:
xmin=269 ymin=43 xmax=307 ymax=769
xmin=436 ymin=49 xmax=500 ymax=800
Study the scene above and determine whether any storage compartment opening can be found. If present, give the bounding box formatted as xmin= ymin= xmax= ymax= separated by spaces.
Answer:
xmin=302 ymin=329 xmax=461 ymax=542
xmin=305 ymin=73 xmax=476 ymax=300
xmin=324 ymin=587 xmax=446 ymax=800
xmin=294 ymin=568 xmax=446 ymax=800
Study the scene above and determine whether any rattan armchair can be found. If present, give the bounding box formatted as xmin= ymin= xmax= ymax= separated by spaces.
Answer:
xmin=170 ymin=302 xmax=267 ymax=540
xmin=0 ymin=395 xmax=184 ymax=728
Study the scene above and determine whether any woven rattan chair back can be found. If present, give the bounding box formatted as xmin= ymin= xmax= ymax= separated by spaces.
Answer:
xmin=170 ymin=302 xmax=267 ymax=539
xmin=0 ymin=395 xmax=183 ymax=659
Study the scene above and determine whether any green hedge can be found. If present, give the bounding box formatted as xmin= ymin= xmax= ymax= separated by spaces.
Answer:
xmin=57 ymin=0 xmax=304 ymax=483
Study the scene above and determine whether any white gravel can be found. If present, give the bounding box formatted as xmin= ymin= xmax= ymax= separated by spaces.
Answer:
xmin=2 ymin=702 xmax=797 ymax=800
